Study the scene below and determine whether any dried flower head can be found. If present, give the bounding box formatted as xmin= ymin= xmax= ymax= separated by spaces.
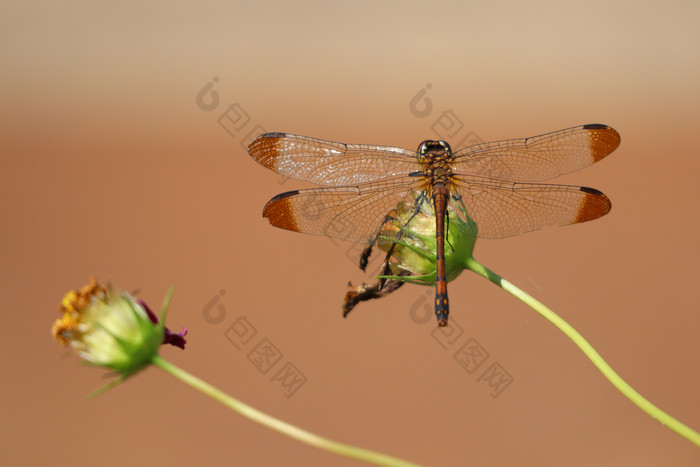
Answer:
xmin=52 ymin=278 xmax=186 ymax=382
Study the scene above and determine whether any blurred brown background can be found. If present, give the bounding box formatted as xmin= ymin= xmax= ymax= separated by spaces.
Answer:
xmin=2 ymin=1 xmax=699 ymax=466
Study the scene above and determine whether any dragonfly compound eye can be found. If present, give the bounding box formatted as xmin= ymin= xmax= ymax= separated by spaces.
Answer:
xmin=417 ymin=140 xmax=432 ymax=155
xmin=437 ymin=141 xmax=452 ymax=154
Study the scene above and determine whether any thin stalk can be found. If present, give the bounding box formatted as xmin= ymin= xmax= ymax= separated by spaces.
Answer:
xmin=151 ymin=355 xmax=423 ymax=467
xmin=465 ymin=257 xmax=700 ymax=447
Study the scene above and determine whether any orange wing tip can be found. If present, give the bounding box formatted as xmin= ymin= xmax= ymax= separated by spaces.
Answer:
xmin=583 ymin=124 xmax=621 ymax=162
xmin=262 ymin=190 xmax=301 ymax=232
xmin=247 ymin=132 xmax=290 ymax=170
xmin=576 ymin=187 xmax=612 ymax=223
xmin=248 ymin=132 xmax=287 ymax=148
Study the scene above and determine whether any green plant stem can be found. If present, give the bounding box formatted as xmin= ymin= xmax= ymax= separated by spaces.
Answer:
xmin=465 ymin=257 xmax=700 ymax=447
xmin=151 ymin=355 xmax=422 ymax=466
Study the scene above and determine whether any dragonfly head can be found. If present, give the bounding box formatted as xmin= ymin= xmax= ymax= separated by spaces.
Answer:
xmin=417 ymin=140 xmax=452 ymax=157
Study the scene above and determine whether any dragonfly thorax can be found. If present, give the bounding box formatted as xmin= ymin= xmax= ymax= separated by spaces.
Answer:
xmin=417 ymin=140 xmax=454 ymax=185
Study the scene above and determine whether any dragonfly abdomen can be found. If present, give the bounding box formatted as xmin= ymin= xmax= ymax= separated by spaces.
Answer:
xmin=432 ymin=181 xmax=450 ymax=327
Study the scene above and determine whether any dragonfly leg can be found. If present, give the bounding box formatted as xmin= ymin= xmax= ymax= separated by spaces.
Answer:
xmin=359 ymin=244 xmax=373 ymax=272
xmin=360 ymin=190 xmax=431 ymax=271
xmin=359 ymin=208 xmax=404 ymax=271
xmin=344 ymin=242 xmax=407 ymax=317
xmin=342 ymin=278 xmax=406 ymax=318
xmin=445 ymin=211 xmax=455 ymax=253
xmin=346 ymin=191 xmax=431 ymax=319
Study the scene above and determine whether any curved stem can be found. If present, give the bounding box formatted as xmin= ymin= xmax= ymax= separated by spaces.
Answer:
xmin=465 ymin=257 xmax=700 ymax=448
xmin=151 ymin=355 xmax=422 ymax=466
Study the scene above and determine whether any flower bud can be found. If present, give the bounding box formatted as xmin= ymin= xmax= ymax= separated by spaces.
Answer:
xmin=377 ymin=194 xmax=478 ymax=285
xmin=51 ymin=278 xmax=185 ymax=377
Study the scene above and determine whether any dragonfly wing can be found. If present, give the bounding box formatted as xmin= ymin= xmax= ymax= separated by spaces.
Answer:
xmin=453 ymin=175 xmax=611 ymax=239
xmin=262 ymin=176 xmax=427 ymax=244
xmin=248 ymin=133 xmax=419 ymax=186
xmin=451 ymin=124 xmax=620 ymax=181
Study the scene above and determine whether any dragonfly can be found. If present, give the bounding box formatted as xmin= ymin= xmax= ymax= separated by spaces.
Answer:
xmin=248 ymin=124 xmax=620 ymax=326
